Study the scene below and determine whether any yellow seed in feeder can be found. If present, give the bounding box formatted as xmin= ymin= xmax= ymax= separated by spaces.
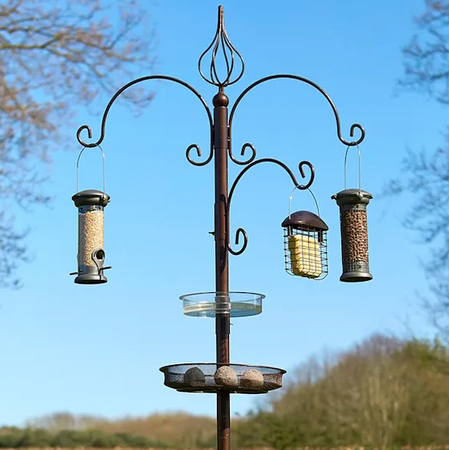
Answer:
xmin=79 ymin=209 xmax=104 ymax=268
xmin=288 ymin=234 xmax=322 ymax=278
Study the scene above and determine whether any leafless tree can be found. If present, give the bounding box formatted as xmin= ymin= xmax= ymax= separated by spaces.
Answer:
xmin=0 ymin=0 xmax=155 ymax=286
xmin=392 ymin=0 xmax=449 ymax=338
xmin=400 ymin=0 xmax=449 ymax=103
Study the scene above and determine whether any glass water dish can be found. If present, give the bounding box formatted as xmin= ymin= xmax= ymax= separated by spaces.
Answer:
xmin=180 ymin=291 xmax=265 ymax=318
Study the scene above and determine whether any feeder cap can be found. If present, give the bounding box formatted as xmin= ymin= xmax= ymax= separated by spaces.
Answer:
xmin=281 ymin=210 xmax=329 ymax=231
xmin=331 ymin=188 xmax=373 ymax=206
xmin=72 ymin=189 xmax=110 ymax=207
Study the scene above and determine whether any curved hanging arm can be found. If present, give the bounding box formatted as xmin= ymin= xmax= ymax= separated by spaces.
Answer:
xmin=228 ymin=74 xmax=365 ymax=164
xmin=76 ymin=75 xmax=214 ymax=167
xmin=227 ymin=158 xmax=314 ymax=256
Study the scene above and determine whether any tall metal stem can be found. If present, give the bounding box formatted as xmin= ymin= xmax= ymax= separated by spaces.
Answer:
xmin=213 ymin=88 xmax=230 ymax=450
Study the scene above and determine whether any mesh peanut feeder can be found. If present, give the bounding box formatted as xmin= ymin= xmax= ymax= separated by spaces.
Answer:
xmin=332 ymin=145 xmax=372 ymax=282
xmin=282 ymin=188 xmax=329 ymax=280
xmin=70 ymin=147 xmax=111 ymax=284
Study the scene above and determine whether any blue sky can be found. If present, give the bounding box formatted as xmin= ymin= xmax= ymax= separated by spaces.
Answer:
xmin=0 ymin=0 xmax=446 ymax=426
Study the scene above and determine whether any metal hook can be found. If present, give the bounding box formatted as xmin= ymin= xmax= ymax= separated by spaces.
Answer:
xmin=76 ymin=145 xmax=106 ymax=195
xmin=289 ymin=186 xmax=321 ymax=219
xmin=344 ymin=144 xmax=362 ymax=195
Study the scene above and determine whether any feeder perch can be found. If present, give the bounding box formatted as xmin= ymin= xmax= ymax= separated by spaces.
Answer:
xmin=331 ymin=189 xmax=373 ymax=282
xmin=282 ymin=211 xmax=329 ymax=280
xmin=71 ymin=189 xmax=111 ymax=284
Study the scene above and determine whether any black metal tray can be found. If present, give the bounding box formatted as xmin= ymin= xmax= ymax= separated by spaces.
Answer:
xmin=160 ymin=363 xmax=286 ymax=394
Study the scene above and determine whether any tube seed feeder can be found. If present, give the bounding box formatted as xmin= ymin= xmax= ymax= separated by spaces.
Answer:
xmin=70 ymin=147 xmax=111 ymax=284
xmin=332 ymin=145 xmax=373 ymax=282
xmin=72 ymin=190 xmax=110 ymax=284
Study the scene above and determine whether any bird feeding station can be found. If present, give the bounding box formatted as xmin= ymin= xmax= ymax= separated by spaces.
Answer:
xmin=70 ymin=6 xmax=372 ymax=450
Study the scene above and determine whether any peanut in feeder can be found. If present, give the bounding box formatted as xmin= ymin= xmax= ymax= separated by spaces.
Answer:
xmin=332 ymin=189 xmax=372 ymax=282
xmin=331 ymin=145 xmax=372 ymax=282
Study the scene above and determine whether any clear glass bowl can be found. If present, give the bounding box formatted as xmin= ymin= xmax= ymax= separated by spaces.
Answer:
xmin=159 ymin=362 xmax=286 ymax=394
xmin=180 ymin=291 xmax=265 ymax=318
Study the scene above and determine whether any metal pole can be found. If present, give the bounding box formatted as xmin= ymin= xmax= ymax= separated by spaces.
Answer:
xmin=213 ymin=88 xmax=230 ymax=450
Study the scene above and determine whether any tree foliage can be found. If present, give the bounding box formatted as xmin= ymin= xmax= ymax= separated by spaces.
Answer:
xmin=0 ymin=0 xmax=155 ymax=286
xmin=235 ymin=335 xmax=449 ymax=449
xmin=392 ymin=0 xmax=449 ymax=337
xmin=24 ymin=412 xmax=216 ymax=449
xmin=12 ymin=336 xmax=449 ymax=448
xmin=0 ymin=427 xmax=167 ymax=448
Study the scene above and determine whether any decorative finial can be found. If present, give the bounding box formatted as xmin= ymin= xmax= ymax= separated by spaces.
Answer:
xmin=198 ymin=5 xmax=245 ymax=87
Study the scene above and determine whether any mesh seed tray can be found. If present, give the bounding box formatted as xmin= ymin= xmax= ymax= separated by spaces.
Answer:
xmin=159 ymin=363 xmax=286 ymax=394
xmin=180 ymin=291 xmax=264 ymax=318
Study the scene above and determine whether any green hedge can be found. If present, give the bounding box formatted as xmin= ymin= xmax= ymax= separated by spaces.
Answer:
xmin=0 ymin=427 xmax=168 ymax=448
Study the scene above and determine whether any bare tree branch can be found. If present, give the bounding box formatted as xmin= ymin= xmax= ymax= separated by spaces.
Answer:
xmin=394 ymin=0 xmax=449 ymax=339
xmin=0 ymin=0 xmax=156 ymax=287
xmin=400 ymin=0 xmax=449 ymax=103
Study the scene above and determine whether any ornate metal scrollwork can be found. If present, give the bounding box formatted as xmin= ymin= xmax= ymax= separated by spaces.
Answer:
xmin=76 ymin=75 xmax=214 ymax=167
xmin=228 ymin=74 xmax=365 ymax=166
xmin=227 ymin=158 xmax=315 ymax=255
xmin=228 ymin=142 xmax=257 ymax=165
xmin=198 ymin=5 xmax=245 ymax=87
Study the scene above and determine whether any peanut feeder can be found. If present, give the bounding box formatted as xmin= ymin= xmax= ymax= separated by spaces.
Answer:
xmin=71 ymin=189 xmax=110 ymax=284
xmin=282 ymin=211 xmax=329 ymax=280
xmin=332 ymin=189 xmax=373 ymax=282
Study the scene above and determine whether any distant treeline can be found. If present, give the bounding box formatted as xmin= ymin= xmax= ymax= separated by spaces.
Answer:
xmin=235 ymin=335 xmax=449 ymax=449
xmin=22 ymin=412 xmax=216 ymax=448
xmin=0 ymin=428 xmax=168 ymax=448
xmin=4 ymin=334 xmax=449 ymax=449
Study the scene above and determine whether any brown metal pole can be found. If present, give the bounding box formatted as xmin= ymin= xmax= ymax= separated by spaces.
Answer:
xmin=213 ymin=88 xmax=230 ymax=450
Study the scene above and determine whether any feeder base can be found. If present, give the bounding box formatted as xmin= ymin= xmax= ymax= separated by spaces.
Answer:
xmin=75 ymin=273 xmax=108 ymax=284
xmin=340 ymin=271 xmax=372 ymax=282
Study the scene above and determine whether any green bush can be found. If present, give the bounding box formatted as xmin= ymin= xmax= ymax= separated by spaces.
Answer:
xmin=0 ymin=426 xmax=168 ymax=448
xmin=236 ymin=335 xmax=449 ymax=449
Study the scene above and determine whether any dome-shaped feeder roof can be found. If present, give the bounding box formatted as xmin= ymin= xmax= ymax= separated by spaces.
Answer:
xmin=72 ymin=189 xmax=110 ymax=207
xmin=281 ymin=210 xmax=328 ymax=231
